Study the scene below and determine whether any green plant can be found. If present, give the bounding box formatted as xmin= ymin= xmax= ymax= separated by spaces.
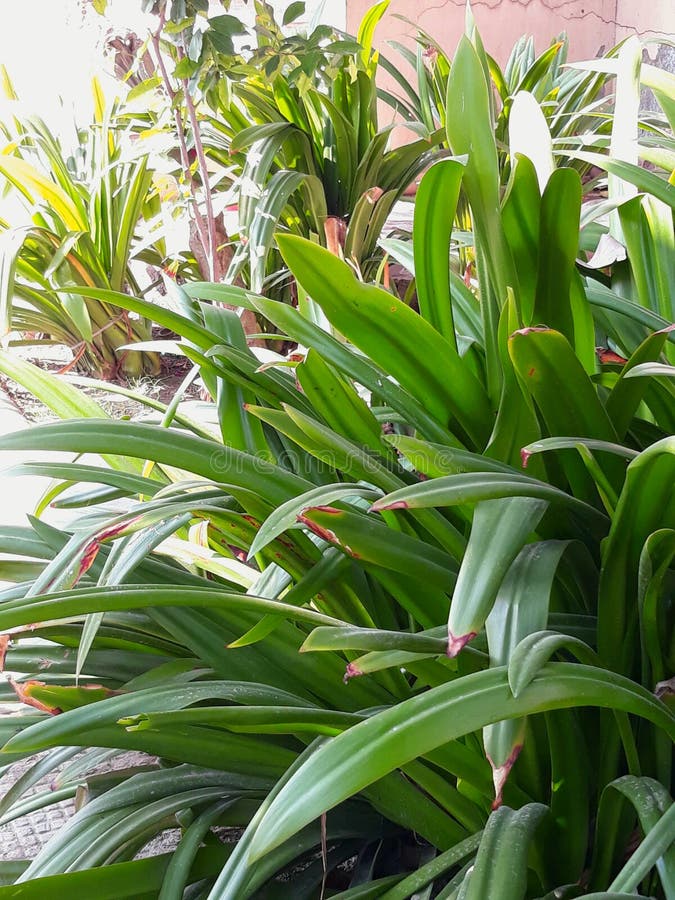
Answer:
xmin=377 ymin=18 xmax=628 ymax=292
xmin=122 ymin=0 xmax=437 ymax=304
xmin=0 ymin=78 xmax=166 ymax=378
xmin=0 ymin=13 xmax=673 ymax=900
xmin=387 ymin=17 xmax=627 ymax=186
xmin=210 ymin=0 xmax=439 ymax=295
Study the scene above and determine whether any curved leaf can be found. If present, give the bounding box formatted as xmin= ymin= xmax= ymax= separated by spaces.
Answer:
xmin=446 ymin=498 xmax=547 ymax=655
xmin=458 ymin=803 xmax=547 ymax=899
xmin=246 ymin=664 xmax=675 ymax=861
xmin=372 ymin=472 xmax=605 ymax=525
xmin=0 ymin=419 xmax=311 ymax=506
xmin=413 ymin=159 xmax=464 ymax=344
xmin=276 ymin=234 xmax=492 ymax=447
xmin=248 ymin=483 xmax=381 ymax=558
xmin=508 ymin=630 xmax=600 ymax=697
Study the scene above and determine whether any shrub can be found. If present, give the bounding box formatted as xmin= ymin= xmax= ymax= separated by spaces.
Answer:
xmin=0 ymin=80 xmax=166 ymax=378
xmin=0 ymin=12 xmax=672 ymax=900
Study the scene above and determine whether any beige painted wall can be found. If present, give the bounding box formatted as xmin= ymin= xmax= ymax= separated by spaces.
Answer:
xmin=348 ymin=0 xmax=674 ymax=67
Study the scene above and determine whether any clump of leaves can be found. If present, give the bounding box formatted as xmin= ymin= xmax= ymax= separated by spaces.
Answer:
xmin=0 ymin=79 xmax=165 ymax=378
xmin=116 ymin=0 xmax=438 ymax=304
xmin=0 ymin=10 xmax=672 ymax=900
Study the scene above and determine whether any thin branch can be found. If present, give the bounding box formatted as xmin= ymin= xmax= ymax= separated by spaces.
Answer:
xmin=178 ymin=46 xmax=220 ymax=282
xmin=149 ymin=7 xmax=212 ymax=278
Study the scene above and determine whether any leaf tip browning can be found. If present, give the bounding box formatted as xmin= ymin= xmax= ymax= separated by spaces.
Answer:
xmin=596 ymin=346 xmax=628 ymax=365
xmin=9 ymin=680 xmax=62 ymax=715
xmin=512 ymin=326 xmax=550 ymax=337
xmin=344 ymin=662 xmax=362 ymax=682
xmin=655 ymin=676 xmax=675 ymax=702
xmin=447 ymin=630 xmax=477 ymax=658
xmin=487 ymin=744 xmax=523 ymax=810
xmin=0 ymin=635 xmax=9 ymax=672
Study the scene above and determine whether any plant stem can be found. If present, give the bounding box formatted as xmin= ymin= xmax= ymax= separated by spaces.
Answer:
xmin=177 ymin=47 xmax=220 ymax=282
xmin=150 ymin=9 xmax=212 ymax=279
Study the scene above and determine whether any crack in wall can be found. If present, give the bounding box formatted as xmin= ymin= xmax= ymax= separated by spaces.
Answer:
xmin=413 ymin=0 xmax=671 ymax=36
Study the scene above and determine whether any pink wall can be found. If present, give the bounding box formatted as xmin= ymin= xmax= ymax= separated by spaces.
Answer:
xmin=348 ymin=0 xmax=673 ymax=67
